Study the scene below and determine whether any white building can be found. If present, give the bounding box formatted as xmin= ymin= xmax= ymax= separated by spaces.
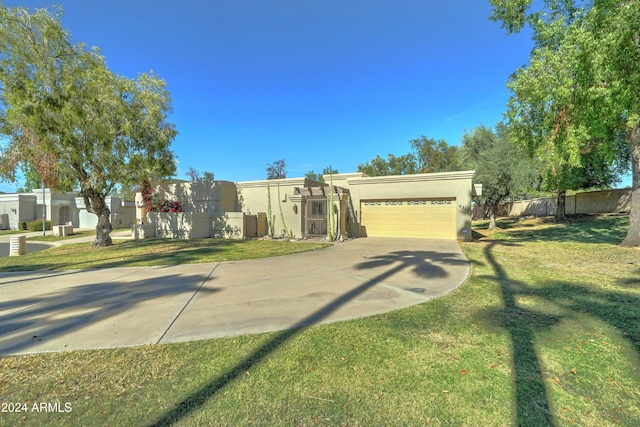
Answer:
xmin=0 ymin=189 xmax=135 ymax=230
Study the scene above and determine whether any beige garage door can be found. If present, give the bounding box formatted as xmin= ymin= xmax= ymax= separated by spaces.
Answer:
xmin=360 ymin=198 xmax=457 ymax=239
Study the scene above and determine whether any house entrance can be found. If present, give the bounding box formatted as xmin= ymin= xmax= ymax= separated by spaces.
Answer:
xmin=305 ymin=196 xmax=327 ymax=236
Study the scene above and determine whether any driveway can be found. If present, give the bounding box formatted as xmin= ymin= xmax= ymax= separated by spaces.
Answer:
xmin=0 ymin=242 xmax=53 ymax=257
xmin=0 ymin=238 xmax=469 ymax=356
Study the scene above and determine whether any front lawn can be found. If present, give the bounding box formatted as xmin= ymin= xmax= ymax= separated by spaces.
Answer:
xmin=0 ymin=215 xmax=638 ymax=426
xmin=0 ymin=238 xmax=331 ymax=271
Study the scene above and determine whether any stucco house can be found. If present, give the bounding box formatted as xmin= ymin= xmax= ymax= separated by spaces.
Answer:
xmin=138 ymin=170 xmax=481 ymax=241
xmin=0 ymin=189 xmax=136 ymax=230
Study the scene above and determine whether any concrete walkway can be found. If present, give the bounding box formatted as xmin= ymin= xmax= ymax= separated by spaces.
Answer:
xmin=0 ymin=237 xmax=470 ymax=356
xmin=0 ymin=229 xmax=133 ymax=256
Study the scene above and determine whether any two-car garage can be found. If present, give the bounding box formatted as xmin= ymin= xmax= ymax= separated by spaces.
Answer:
xmin=360 ymin=198 xmax=457 ymax=239
xmin=327 ymin=170 xmax=477 ymax=241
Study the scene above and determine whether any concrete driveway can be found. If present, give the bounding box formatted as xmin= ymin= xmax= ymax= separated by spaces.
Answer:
xmin=0 ymin=238 xmax=469 ymax=356
xmin=0 ymin=242 xmax=53 ymax=257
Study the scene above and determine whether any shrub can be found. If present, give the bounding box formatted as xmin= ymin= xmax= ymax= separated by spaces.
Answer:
xmin=139 ymin=178 xmax=183 ymax=213
xmin=26 ymin=220 xmax=51 ymax=231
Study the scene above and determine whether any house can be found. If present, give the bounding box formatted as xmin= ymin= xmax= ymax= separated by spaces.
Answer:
xmin=0 ymin=189 xmax=136 ymax=230
xmin=138 ymin=170 xmax=481 ymax=241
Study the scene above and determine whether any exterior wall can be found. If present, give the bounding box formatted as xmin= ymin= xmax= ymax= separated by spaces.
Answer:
xmin=76 ymin=197 xmax=133 ymax=229
xmin=148 ymin=212 xmax=213 ymax=239
xmin=213 ymin=212 xmax=244 ymax=239
xmin=151 ymin=180 xmax=237 ymax=214
xmin=567 ymin=189 xmax=631 ymax=214
xmin=35 ymin=190 xmax=76 ymax=226
xmin=330 ymin=171 xmax=476 ymax=241
xmin=491 ymin=188 xmax=632 ymax=218
xmin=0 ymin=196 xmax=19 ymax=229
xmin=236 ymin=177 xmax=323 ymax=239
xmin=19 ymin=196 xmax=37 ymax=229
xmin=0 ymin=194 xmax=37 ymax=230
xmin=142 ymin=212 xmax=246 ymax=239
xmin=0 ymin=190 xmax=134 ymax=230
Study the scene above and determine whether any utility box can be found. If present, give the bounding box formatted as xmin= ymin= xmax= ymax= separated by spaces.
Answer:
xmin=9 ymin=235 xmax=26 ymax=256
xmin=53 ymin=225 xmax=74 ymax=236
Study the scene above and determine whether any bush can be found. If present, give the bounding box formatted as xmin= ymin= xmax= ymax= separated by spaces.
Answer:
xmin=26 ymin=220 xmax=51 ymax=231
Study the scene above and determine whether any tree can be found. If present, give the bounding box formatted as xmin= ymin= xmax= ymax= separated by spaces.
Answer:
xmin=305 ymin=165 xmax=339 ymax=182
xmin=0 ymin=4 xmax=177 ymax=246
xmin=410 ymin=136 xmax=461 ymax=173
xmin=357 ymin=137 xmax=459 ymax=177
xmin=185 ymin=167 xmax=214 ymax=182
xmin=266 ymin=159 xmax=286 ymax=179
xmin=490 ymin=0 xmax=640 ymax=245
xmin=15 ymin=163 xmax=42 ymax=192
xmin=185 ymin=167 xmax=200 ymax=182
xmin=460 ymin=124 xmax=538 ymax=229
xmin=357 ymin=153 xmax=417 ymax=176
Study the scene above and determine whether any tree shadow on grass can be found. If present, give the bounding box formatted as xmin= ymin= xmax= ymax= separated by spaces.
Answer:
xmin=482 ymin=241 xmax=559 ymax=426
xmin=477 ymin=240 xmax=640 ymax=426
xmin=147 ymin=246 xmax=466 ymax=426
xmin=617 ymin=267 xmax=640 ymax=288
xmin=474 ymin=215 xmax=629 ymax=245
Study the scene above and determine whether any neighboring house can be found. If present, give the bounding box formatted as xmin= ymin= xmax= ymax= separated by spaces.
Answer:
xmin=138 ymin=170 xmax=481 ymax=241
xmin=0 ymin=189 xmax=136 ymax=230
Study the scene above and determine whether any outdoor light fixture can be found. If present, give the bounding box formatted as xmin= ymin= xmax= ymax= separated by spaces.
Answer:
xmin=293 ymin=204 xmax=298 ymax=214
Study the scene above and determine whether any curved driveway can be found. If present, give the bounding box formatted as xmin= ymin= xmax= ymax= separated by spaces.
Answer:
xmin=0 ymin=238 xmax=469 ymax=356
xmin=0 ymin=241 xmax=53 ymax=257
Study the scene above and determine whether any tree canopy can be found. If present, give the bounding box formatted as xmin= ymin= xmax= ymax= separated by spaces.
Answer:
xmin=357 ymin=136 xmax=459 ymax=177
xmin=305 ymin=165 xmax=339 ymax=183
xmin=460 ymin=124 xmax=538 ymax=228
xmin=266 ymin=159 xmax=286 ymax=179
xmin=490 ymin=0 xmax=640 ymax=245
xmin=0 ymin=4 xmax=177 ymax=246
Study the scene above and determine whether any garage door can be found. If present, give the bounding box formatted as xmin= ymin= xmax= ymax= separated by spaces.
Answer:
xmin=360 ymin=198 xmax=457 ymax=239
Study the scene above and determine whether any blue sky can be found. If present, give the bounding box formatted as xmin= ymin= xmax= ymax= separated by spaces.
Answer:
xmin=5 ymin=1 xmax=628 ymax=189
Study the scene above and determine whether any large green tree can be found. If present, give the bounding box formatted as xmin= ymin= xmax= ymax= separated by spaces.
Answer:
xmin=460 ymin=124 xmax=538 ymax=229
xmin=357 ymin=153 xmax=417 ymax=176
xmin=0 ymin=4 xmax=177 ymax=246
xmin=490 ymin=0 xmax=640 ymax=245
xmin=410 ymin=136 xmax=460 ymax=173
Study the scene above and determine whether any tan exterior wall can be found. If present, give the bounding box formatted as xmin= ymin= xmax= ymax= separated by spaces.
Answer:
xmin=491 ymin=189 xmax=632 ymax=219
xmin=329 ymin=171 xmax=476 ymax=241
xmin=151 ymin=180 xmax=237 ymax=214
xmin=236 ymin=177 xmax=322 ymax=238
xmin=213 ymin=212 xmax=244 ymax=239
xmin=148 ymin=212 xmax=213 ymax=239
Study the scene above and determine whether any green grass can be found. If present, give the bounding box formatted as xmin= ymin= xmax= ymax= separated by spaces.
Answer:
xmin=26 ymin=230 xmax=96 ymax=242
xmin=1 ymin=215 xmax=638 ymax=426
xmin=0 ymin=238 xmax=331 ymax=271
xmin=0 ymin=229 xmax=24 ymax=235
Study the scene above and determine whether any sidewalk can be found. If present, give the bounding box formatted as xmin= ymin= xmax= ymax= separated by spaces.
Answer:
xmin=0 ymin=228 xmax=133 ymax=246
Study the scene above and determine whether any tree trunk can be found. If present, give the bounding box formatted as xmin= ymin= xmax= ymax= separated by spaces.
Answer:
xmin=556 ymin=190 xmax=567 ymax=222
xmin=622 ymin=123 xmax=640 ymax=246
xmin=485 ymin=199 xmax=498 ymax=230
xmin=82 ymin=187 xmax=113 ymax=247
